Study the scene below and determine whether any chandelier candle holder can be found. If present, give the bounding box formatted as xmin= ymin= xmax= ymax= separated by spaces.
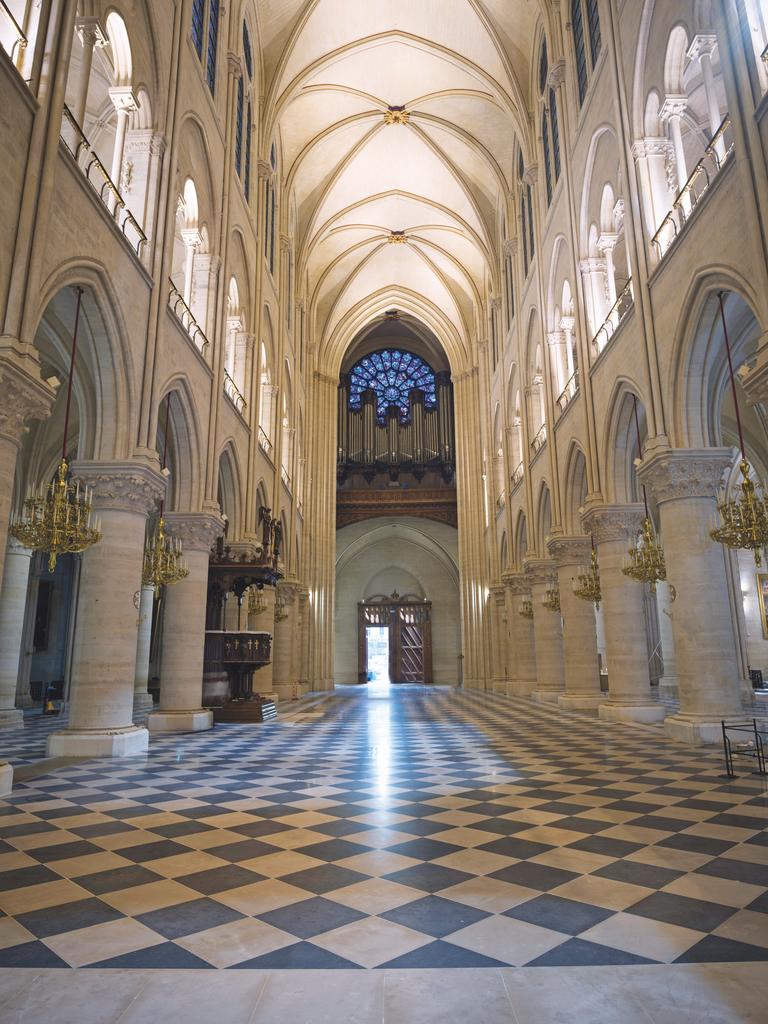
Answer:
xmin=10 ymin=287 xmax=102 ymax=571
xmin=709 ymin=292 xmax=768 ymax=565
xmin=542 ymin=586 xmax=561 ymax=612
xmin=142 ymin=393 xmax=189 ymax=594
xmin=519 ymin=598 xmax=534 ymax=620
xmin=621 ymin=395 xmax=666 ymax=591
xmin=573 ymin=547 xmax=602 ymax=608
xmin=142 ymin=516 xmax=188 ymax=595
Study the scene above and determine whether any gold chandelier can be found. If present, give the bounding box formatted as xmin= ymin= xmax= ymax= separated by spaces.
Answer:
xmin=709 ymin=293 xmax=768 ymax=566
xmin=142 ymin=393 xmax=189 ymax=594
xmin=573 ymin=547 xmax=601 ymax=608
xmin=142 ymin=516 xmax=188 ymax=595
xmin=623 ymin=516 xmax=666 ymax=591
xmin=519 ymin=598 xmax=534 ymax=619
xmin=542 ymin=586 xmax=561 ymax=612
xmin=10 ymin=287 xmax=101 ymax=571
xmin=621 ymin=395 xmax=666 ymax=592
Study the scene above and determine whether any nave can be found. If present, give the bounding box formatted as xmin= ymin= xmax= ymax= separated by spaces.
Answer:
xmin=0 ymin=688 xmax=766 ymax=1021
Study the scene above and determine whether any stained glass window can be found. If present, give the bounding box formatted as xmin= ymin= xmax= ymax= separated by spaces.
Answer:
xmin=191 ymin=0 xmax=205 ymax=57
xmin=348 ymin=349 xmax=437 ymax=422
xmin=206 ymin=0 xmax=219 ymax=94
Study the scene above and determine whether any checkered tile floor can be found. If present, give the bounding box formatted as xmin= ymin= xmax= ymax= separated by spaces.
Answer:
xmin=0 ymin=686 xmax=766 ymax=969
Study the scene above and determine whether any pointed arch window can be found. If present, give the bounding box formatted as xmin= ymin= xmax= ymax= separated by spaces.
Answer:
xmin=235 ymin=77 xmax=244 ymax=177
xmin=504 ymin=251 xmax=515 ymax=327
xmin=549 ymin=88 xmax=561 ymax=180
xmin=542 ymin=110 xmax=553 ymax=205
xmin=191 ymin=0 xmax=205 ymax=56
xmin=206 ymin=0 xmax=219 ymax=94
xmin=571 ymin=0 xmax=588 ymax=104
xmin=242 ymin=23 xmax=253 ymax=78
xmin=244 ymin=104 xmax=252 ymax=199
xmin=586 ymin=0 xmax=602 ymax=65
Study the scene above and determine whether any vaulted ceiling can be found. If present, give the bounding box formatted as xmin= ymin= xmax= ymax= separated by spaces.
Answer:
xmin=255 ymin=0 xmax=546 ymax=370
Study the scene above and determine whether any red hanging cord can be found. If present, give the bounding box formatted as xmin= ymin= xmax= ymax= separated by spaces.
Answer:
xmin=61 ymin=287 xmax=83 ymax=464
xmin=717 ymin=291 xmax=746 ymax=459
xmin=159 ymin=392 xmax=171 ymax=516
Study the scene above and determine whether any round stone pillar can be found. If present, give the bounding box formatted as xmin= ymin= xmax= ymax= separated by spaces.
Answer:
xmin=656 ymin=582 xmax=678 ymax=698
xmin=148 ymin=512 xmax=223 ymax=734
xmin=639 ymin=448 xmax=742 ymax=743
xmin=273 ymin=582 xmax=299 ymax=700
xmin=548 ymin=536 xmax=602 ymax=710
xmin=489 ymin=585 xmax=508 ymax=693
xmin=502 ymin=571 xmax=536 ymax=696
xmin=0 ymin=540 xmax=33 ymax=725
xmin=48 ymin=460 xmax=166 ymax=757
xmin=133 ymin=583 xmax=155 ymax=712
xmin=582 ymin=505 xmax=666 ymax=724
xmin=525 ymin=559 xmax=565 ymax=703
xmin=248 ymin=586 xmax=277 ymax=698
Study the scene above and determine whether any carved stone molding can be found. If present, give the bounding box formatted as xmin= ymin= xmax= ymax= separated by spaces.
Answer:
xmin=581 ymin=504 xmax=645 ymax=545
xmin=0 ymin=356 xmax=56 ymax=448
xmin=489 ymin=584 xmax=506 ymax=606
xmin=257 ymin=159 xmax=272 ymax=181
xmin=547 ymin=535 xmax=592 ymax=568
xmin=637 ymin=447 xmax=733 ymax=503
xmin=71 ymin=461 xmax=167 ymax=516
xmin=503 ymin=238 xmax=518 ymax=257
xmin=501 ymin=570 xmax=530 ymax=595
xmin=108 ymin=86 xmax=138 ymax=114
xmin=522 ymin=163 xmax=538 ymax=187
xmin=687 ymin=34 xmax=718 ymax=62
xmin=75 ymin=16 xmax=108 ymax=49
xmin=631 ymin=137 xmax=673 ymax=161
xmin=524 ymin=557 xmax=557 ymax=586
xmin=163 ymin=512 xmax=225 ymax=553
xmin=313 ymin=370 xmax=337 ymax=388
xmin=659 ymin=95 xmax=687 ymax=122
xmin=547 ymin=58 xmax=566 ymax=91
xmin=227 ymin=51 xmax=243 ymax=78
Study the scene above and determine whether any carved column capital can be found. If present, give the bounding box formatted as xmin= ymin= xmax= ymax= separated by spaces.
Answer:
xmin=163 ymin=511 xmax=225 ymax=552
xmin=503 ymin=238 xmax=518 ymax=257
xmin=687 ymin=34 xmax=718 ymax=62
xmin=637 ymin=447 xmax=733 ymax=503
xmin=631 ymin=137 xmax=674 ymax=161
xmin=659 ymin=95 xmax=687 ymax=122
xmin=71 ymin=460 xmax=166 ymax=516
xmin=522 ymin=163 xmax=538 ymax=187
xmin=75 ymin=16 xmax=108 ymax=48
xmin=547 ymin=59 xmax=566 ymax=91
xmin=0 ymin=353 xmax=56 ymax=448
xmin=108 ymin=86 xmax=138 ymax=114
xmin=547 ymin=534 xmax=592 ymax=568
xmin=523 ymin=557 xmax=557 ymax=586
xmin=501 ymin=570 xmax=530 ymax=594
xmin=581 ymin=503 xmax=645 ymax=544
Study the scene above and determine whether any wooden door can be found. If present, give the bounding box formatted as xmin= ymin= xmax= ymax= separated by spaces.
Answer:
xmin=358 ymin=599 xmax=433 ymax=684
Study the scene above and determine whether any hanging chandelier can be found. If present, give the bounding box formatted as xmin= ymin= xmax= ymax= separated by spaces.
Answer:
xmin=141 ymin=393 xmax=189 ymax=594
xmin=10 ymin=287 xmax=101 ymax=571
xmin=519 ymin=598 xmax=534 ymax=619
xmin=621 ymin=395 xmax=666 ymax=591
xmin=142 ymin=516 xmax=188 ymax=595
xmin=573 ymin=546 xmax=601 ymax=608
xmin=709 ymin=293 xmax=768 ymax=566
xmin=542 ymin=586 xmax=561 ymax=612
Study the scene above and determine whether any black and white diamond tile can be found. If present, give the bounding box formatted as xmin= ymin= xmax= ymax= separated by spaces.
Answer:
xmin=0 ymin=686 xmax=766 ymax=968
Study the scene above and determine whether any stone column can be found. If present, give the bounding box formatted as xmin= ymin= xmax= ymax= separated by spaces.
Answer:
xmin=526 ymin=559 xmax=565 ymax=703
xmin=660 ymin=96 xmax=688 ymax=201
xmin=638 ymin=448 xmax=742 ymax=742
xmin=249 ymin=585 xmax=277 ymax=698
xmin=48 ymin=460 xmax=166 ymax=757
xmin=688 ymin=35 xmax=725 ymax=160
xmin=0 ymin=540 xmax=33 ymax=724
xmin=548 ymin=536 xmax=602 ymax=709
xmin=73 ymin=17 xmax=106 ymax=127
xmin=489 ymin=585 xmax=508 ymax=693
xmin=656 ymin=582 xmax=678 ymax=698
xmin=108 ymin=87 xmax=138 ymax=199
xmin=0 ymin=345 xmax=56 ymax=587
xmin=148 ymin=512 xmax=223 ymax=733
xmin=0 ymin=761 xmax=10 ymax=796
xmin=502 ymin=571 xmax=536 ymax=695
xmin=582 ymin=505 xmax=666 ymax=724
xmin=273 ymin=582 xmax=298 ymax=701
xmin=133 ymin=583 xmax=155 ymax=712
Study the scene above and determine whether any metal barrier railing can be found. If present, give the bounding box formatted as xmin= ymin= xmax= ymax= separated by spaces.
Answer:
xmin=651 ymin=115 xmax=734 ymax=263
xmin=60 ymin=105 xmax=147 ymax=257
xmin=167 ymin=278 xmax=209 ymax=355
xmin=556 ymin=370 xmax=579 ymax=413
xmin=281 ymin=466 xmax=291 ymax=492
xmin=0 ymin=1 xmax=27 ymax=70
xmin=591 ymin=278 xmax=634 ymax=354
xmin=530 ymin=424 xmax=547 ymax=454
xmin=511 ymin=461 xmax=524 ymax=488
xmin=223 ymin=368 xmax=247 ymax=413
xmin=258 ymin=426 xmax=273 ymax=459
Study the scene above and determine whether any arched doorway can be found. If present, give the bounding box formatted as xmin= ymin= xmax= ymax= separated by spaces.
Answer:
xmin=358 ymin=593 xmax=433 ymax=685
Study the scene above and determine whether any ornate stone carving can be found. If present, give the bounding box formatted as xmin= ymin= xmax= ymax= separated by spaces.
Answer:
xmin=163 ymin=512 xmax=225 ymax=553
xmin=631 ymin=137 xmax=673 ymax=161
xmin=659 ymin=95 xmax=687 ymax=123
xmin=0 ymin=357 xmax=56 ymax=447
xmin=71 ymin=461 xmax=166 ymax=516
xmin=522 ymin=163 xmax=538 ymax=187
xmin=257 ymin=159 xmax=272 ymax=181
xmin=547 ymin=58 xmax=566 ymax=91
xmin=687 ymin=34 xmax=718 ymax=62
xmin=547 ymin=535 xmax=592 ymax=567
xmin=75 ymin=17 xmax=108 ymax=49
xmin=581 ymin=504 xmax=645 ymax=544
xmin=503 ymin=238 xmax=518 ymax=258
xmin=501 ymin=571 xmax=530 ymax=594
xmin=637 ymin=448 xmax=733 ymax=503
xmin=227 ymin=51 xmax=243 ymax=78
xmin=524 ymin=557 xmax=557 ymax=585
